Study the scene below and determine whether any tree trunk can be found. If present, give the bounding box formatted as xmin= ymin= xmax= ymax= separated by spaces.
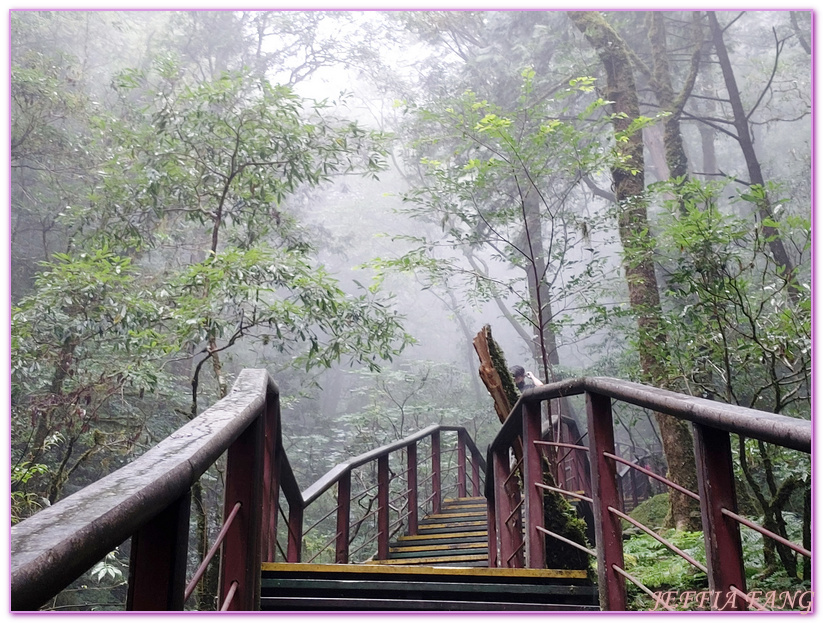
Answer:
xmin=472 ymin=325 xmax=516 ymax=424
xmin=209 ymin=337 xmax=229 ymax=399
xmin=522 ymin=189 xmax=558 ymax=383
xmin=707 ymin=11 xmax=800 ymax=302
xmin=647 ymin=11 xmax=702 ymax=188
xmin=569 ymin=10 xmax=701 ymax=530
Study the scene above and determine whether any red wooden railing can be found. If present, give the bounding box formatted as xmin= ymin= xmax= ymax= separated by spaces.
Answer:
xmin=484 ymin=376 xmax=812 ymax=611
xmin=10 ymin=369 xmax=486 ymax=611
xmin=11 ymin=369 xmax=284 ymax=611
xmin=278 ymin=425 xmax=486 ymax=565
xmin=11 ymin=370 xmax=810 ymax=612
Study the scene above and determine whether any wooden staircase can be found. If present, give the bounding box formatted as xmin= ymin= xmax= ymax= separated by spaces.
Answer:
xmin=261 ymin=497 xmax=598 ymax=611
xmin=374 ymin=496 xmax=489 ymax=566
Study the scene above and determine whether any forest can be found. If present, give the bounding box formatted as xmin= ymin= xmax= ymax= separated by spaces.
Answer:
xmin=9 ymin=9 xmax=812 ymax=611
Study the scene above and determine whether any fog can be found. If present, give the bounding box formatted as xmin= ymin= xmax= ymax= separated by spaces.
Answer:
xmin=10 ymin=8 xmax=812 ymax=508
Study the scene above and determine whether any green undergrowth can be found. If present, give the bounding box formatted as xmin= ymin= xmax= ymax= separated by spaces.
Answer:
xmin=625 ymin=492 xmax=669 ymax=531
xmin=622 ymin=525 xmax=811 ymax=611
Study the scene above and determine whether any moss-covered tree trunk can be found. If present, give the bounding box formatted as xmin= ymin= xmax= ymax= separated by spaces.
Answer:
xmin=568 ymin=10 xmax=701 ymax=531
xmin=473 ymin=325 xmax=518 ymax=425
xmin=474 ymin=326 xmax=590 ymax=570
xmin=647 ymin=11 xmax=702 ymax=193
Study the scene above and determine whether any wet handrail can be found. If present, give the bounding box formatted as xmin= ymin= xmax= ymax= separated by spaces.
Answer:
xmin=302 ymin=425 xmax=486 ymax=505
xmin=484 ymin=375 xmax=811 ymax=612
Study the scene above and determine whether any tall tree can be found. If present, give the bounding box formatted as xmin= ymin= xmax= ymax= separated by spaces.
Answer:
xmin=706 ymin=11 xmax=800 ymax=301
xmin=568 ymin=10 xmax=700 ymax=530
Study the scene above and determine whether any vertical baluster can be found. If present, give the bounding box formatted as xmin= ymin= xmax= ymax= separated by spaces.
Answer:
xmin=586 ymin=391 xmax=626 ymax=611
xmin=286 ymin=503 xmax=303 ymax=563
xmin=268 ymin=453 xmax=282 ymax=562
xmin=522 ymin=401 xmax=545 ymax=569
xmin=127 ymin=491 xmax=191 ymax=610
xmin=261 ymin=391 xmax=279 ymax=563
xmin=335 ymin=470 xmax=351 ymax=564
xmin=487 ymin=493 xmax=498 ymax=567
xmin=693 ymin=423 xmax=746 ymax=610
xmin=377 ymin=454 xmax=390 ymax=560
xmin=407 ymin=442 xmax=419 ymax=536
xmin=471 ymin=446 xmax=481 ymax=497
xmin=458 ymin=430 xmax=467 ymax=498
xmin=431 ymin=430 xmax=442 ymax=515
xmin=220 ymin=413 xmax=264 ymax=610
xmin=493 ymin=447 xmax=517 ymax=567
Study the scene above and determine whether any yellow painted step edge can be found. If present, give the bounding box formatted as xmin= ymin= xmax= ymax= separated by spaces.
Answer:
xmin=425 ymin=512 xmax=486 ymax=520
xmin=418 ymin=521 xmax=487 ymax=530
xmin=366 ymin=553 xmax=489 ymax=566
xmin=395 ymin=531 xmax=487 ymax=542
xmin=390 ymin=542 xmax=486 ymax=554
xmin=261 ymin=562 xmax=589 ymax=580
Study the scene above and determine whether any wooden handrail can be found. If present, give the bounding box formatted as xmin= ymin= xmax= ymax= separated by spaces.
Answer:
xmin=484 ymin=375 xmax=812 ymax=611
xmin=302 ymin=425 xmax=486 ymax=506
xmin=11 ymin=369 xmax=278 ymax=611
xmin=490 ymin=377 xmax=811 ymax=459
xmin=10 ymin=369 xmax=491 ymax=611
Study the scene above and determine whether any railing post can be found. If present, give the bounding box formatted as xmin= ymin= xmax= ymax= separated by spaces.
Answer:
xmin=471 ymin=446 xmax=481 ymax=497
xmin=457 ymin=430 xmax=467 ymax=498
xmin=220 ymin=412 xmax=264 ymax=611
xmin=262 ymin=391 xmax=280 ymax=563
xmin=493 ymin=447 xmax=522 ymax=567
xmin=267 ymin=453 xmax=283 ymax=562
xmin=377 ymin=454 xmax=390 ymax=560
xmin=127 ymin=490 xmax=191 ymax=610
xmin=522 ymin=401 xmax=546 ymax=569
xmin=487 ymin=493 xmax=498 ymax=567
xmin=286 ymin=503 xmax=303 ymax=563
xmin=335 ymin=470 xmax=351 ymax=564
xmin=431 ymin=430 xmax=442 ymax=514
xmin=693 ymin=423 xmax=747 ymax=610
xmin=407 ymin=442 xmax=419 ymax=536
xmin=586 ymin=391 xmax=627 ymax=611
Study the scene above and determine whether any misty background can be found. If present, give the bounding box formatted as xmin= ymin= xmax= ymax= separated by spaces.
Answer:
xmin=9 ymin=9 xmax=812 ymax=610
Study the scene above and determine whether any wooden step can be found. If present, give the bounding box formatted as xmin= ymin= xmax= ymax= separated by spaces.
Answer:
xmin=262 ymin=563 xmax=591 ymax=580
xmin=395 ymin=530 xmax=487 ymax=541
xmin=368 ymin=553 xmax=489 ymax=565
xmin=261 ymin=563 xmax=597 ymax=611
xmin=260 ymin=596 xmax=599 ymax=611
xmin=392 ymin=532 xmax=487 ymax=547
xmin=436 ymin=503 xmax=487 ymax=513
xmin=376 ymin=497 xmax=492 ymax=566
xmin=416 ymin=520 xmax=487 ymax=533
xmin=389 ymin=542 xmax=487 ymax=555
xmin=422 ymin=511 xmax=486 ymax=521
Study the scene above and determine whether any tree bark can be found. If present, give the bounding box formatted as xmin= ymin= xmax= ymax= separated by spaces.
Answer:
xmin=522 ymin=189 xmax=559 ymax=382
xmin=569 ymin=10 xmax=701 ymax=530
xmin=472 ymin=325 xmax=515 ymax=425
xmin=647 ymin=11 xmax=702 ymax=189
xmin=707 ymin=11 xmax=800 ymax=302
